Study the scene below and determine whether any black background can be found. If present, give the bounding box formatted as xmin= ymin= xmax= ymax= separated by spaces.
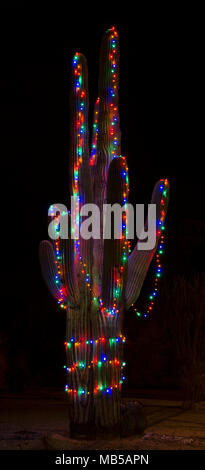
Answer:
xmin=0 ymin=6 xmax=204 ymax=391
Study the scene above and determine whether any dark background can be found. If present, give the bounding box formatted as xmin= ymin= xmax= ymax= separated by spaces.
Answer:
xmin=0 ymin=7 xmax=204 ymax=394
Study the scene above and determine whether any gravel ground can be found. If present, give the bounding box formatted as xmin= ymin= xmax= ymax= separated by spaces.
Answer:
xmin=0 ymin=392 xmax=205 ymax=450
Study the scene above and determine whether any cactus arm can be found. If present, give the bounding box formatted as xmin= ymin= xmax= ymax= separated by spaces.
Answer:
xmin=61 ymin=237 xmax=80 ymax=306
xmin=97 ymin=26 xmax=121 ymax=167
xmin=72 ymin=53 xmax=92 ymax=205
xmin=125 ymin=179 xmax=170 ymax=309
xmin=39 ymin=240 xmax=66 ymax=303
xmin=71 ymin=52 xmax=90 ymax=191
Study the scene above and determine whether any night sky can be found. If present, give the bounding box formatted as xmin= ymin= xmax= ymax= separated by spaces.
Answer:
xmin=0 ymin=7 xmax=204 ymax=389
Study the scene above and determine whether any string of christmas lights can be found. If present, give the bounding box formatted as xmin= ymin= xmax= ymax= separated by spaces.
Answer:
xmin=64 ymin=359 xmax=126 ymax=372
xmin=72 ymin=52 xmax=85 ymax=273
xmin=65 ymin=381 xmax=125 ymax=396
xmin=64 ymin=334 xmax=126 ymax=348
xmin=133 ymin=178 xmax=168 ymax=319
xmin=71 ymin=30 xmax=130 ymax=319
xmin=108 ymin=27 xmax=120 ymax=159
xmin=52 ymin=216 xmax=67 ymax=310
xmin=90 ymin=97 xmax=99 ymax=168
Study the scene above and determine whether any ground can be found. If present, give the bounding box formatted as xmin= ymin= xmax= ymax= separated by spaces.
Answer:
xmin=0 ymin=390 xmax=205 ymax=450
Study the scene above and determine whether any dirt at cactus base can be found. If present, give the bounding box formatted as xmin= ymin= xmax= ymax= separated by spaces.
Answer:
xmin=0 ymin=391 xmax=205 ymax=450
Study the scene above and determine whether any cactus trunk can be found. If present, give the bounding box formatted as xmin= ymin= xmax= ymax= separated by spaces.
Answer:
xmin=66 ymin=305 xmax=124 ymax=433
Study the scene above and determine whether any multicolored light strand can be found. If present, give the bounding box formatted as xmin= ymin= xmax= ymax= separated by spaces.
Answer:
xmin=90 ymin=97 xmax=99 ymax=168
xmin=64 ymin=359 xmax=126 ymax=372
xmin=133 ymin=178 xmax=168 ymax=319
xmin=64 ymin=334 xmax=126 ymax=349
xmin=108 ymin=27 xmax=120 ymax=159
xmin=48 ymin=211 xmax=67 ymax=310
xmin=64 ymin=332 xmax=126 ymax=397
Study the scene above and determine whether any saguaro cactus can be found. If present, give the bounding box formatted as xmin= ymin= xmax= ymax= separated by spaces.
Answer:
xmin=39 ymin=27 xmax=169 ymax=435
